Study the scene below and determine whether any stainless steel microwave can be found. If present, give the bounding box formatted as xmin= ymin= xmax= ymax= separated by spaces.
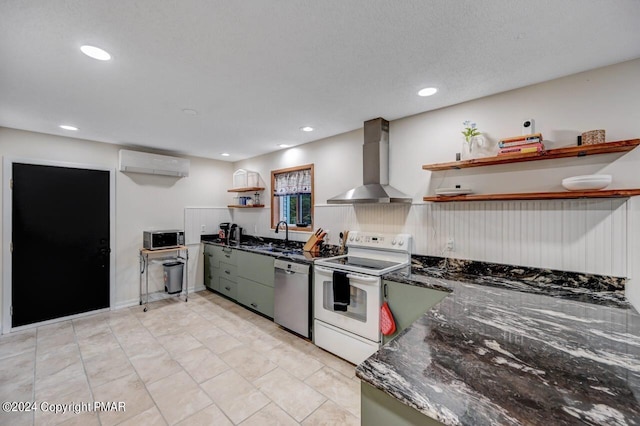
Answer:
xmin=143 ymin=230 xmax=185 ymax=250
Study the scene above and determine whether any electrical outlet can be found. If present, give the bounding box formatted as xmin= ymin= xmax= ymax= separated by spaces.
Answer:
xmin=446 ymin=238 xmax=454 ymax=251
xmin=200 ymin=224 xmax=206 ymax=234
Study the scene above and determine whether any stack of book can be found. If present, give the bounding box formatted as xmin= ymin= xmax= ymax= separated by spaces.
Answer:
xmin=498 ymin=133 xmax=544 ymax=155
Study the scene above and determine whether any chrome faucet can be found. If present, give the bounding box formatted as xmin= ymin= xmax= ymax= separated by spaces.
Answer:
xmin=275 ymin=220 xmax=289 ymax=245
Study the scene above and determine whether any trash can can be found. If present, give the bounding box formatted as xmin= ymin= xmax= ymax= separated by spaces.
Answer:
xmin=163 ymin=261 xmax=184 ymax=294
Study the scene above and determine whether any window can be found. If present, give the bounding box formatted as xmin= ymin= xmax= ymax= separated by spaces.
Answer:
xmin=271 ymin=164 xmax=314 ymax=231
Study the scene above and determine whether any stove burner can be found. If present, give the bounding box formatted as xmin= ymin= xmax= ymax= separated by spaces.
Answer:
xmin=322 ymin=256 xmax=400 ymax=271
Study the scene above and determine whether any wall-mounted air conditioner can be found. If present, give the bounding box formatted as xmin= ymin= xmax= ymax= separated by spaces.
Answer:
xmin=118 ymin=149 xmax=190 ymax=177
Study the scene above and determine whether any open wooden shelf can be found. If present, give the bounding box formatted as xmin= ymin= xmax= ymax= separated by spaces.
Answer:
xmin=227 ymin=204 xmax=265 ymax=208
xmin=227 ymin=187 xmax=265 ymax=193
xmin=423 ymin=189 xmax=640 ymax=202
xmin=422 ymin=139 xmax=640 ymax=171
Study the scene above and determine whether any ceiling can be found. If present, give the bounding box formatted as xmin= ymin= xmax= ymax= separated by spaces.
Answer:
xmin=1 ymin=1 xmax=639 ymax=161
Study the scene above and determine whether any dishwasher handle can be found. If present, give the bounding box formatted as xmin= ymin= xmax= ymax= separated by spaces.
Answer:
xmin=274 ymin=260 xmax=309 ymax=275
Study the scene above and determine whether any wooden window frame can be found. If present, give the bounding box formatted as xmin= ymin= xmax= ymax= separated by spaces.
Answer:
xmin=271 ymin=164 xmax=314 ymax=232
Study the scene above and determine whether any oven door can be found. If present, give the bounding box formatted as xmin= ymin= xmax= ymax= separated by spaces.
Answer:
xmin=313 ymin=265 xmax=381 ymax=342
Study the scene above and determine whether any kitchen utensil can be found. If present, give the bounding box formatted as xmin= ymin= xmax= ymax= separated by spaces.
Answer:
xmin=380 ymin=302 xmax=396 ymax=335
xmin=380 ymin=283 xmax=397 ymax=336
xmin=562 ymin=174 xmax=611 ymax=191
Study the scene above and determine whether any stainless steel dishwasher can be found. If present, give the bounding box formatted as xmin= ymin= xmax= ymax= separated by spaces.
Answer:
xmin=274 ymin=258 xmax=311 ymax=338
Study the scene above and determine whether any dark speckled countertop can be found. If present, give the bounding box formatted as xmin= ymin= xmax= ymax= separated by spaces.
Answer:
xmin=200 ymin=235 xmax=341 ymax=264
xmin=356 ymin=269 xmax=640 ymax=425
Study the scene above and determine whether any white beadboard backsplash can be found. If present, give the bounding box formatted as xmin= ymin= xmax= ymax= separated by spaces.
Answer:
xmin=186 ymin=199 xmax=629 ymax=277
xmin=184 ymin=207 xmax=232 ymax=245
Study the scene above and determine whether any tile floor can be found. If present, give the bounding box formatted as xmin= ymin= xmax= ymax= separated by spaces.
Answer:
xmin=0 ymin=291 xmax=361 ymax=425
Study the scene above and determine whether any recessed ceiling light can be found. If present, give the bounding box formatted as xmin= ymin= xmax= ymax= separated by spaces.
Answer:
xmin=59 ymin=125 xmax=78 ymax=131
xmin=80 ymin=45 xmax=111 ymax=61
xmin=418 ymin=87 xmax=438 ymax=97
xmin=221 ymin=153 xmax=230 ymax=157
xmin=300 ymin=126 xmax=314 ymax=132
xmin=278 ymin=144 xmax=291 ymax=148
xmin=182 ymin=108 xmax=198 ymax=115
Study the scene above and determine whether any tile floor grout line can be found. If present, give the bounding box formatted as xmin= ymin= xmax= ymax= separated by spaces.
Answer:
xmin=183 ymin=295 xmax=275 ymax=424
xmin=70 ymin=318 xmax=104 ymax=426
xmin=121 ymin=304 xmax=179 ymax=426
xmin=102 ymin=306 xmax=178 ymax=425
xmin=180 ymin=300 xmax=237 ymax=426
xmin=169 ymin=298 xmax=235 ymax=425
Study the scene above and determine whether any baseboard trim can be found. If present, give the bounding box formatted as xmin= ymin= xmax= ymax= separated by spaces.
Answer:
xmin=113 ymin=286 xmax=207 ymax=310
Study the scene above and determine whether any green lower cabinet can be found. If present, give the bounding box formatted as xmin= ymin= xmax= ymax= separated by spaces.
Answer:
xmin=204 ymin=249 xmax=220 ymax=291
xmin=203 ymin=247 xmax=275 ymax=319
xmin=237 ymin=277 xmax=274 ymax=318
xmin=382 ymin=281 xmax=449 ymax=344
xmin=361 ymin=382 xmax=444 ymax=426
xmin=218 ymin=277 xmax=237 ymax=299
xmin=209 ymin=267 xmax=220 ymax=292
xmin=237 ymin=250 xmax=275 ymax=287
xmin=203 ymin=245 xmax=215 ymax=290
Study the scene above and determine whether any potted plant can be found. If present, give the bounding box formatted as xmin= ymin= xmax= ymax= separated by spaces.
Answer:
xmin=461 ymin=121 xmax=493 ymax=159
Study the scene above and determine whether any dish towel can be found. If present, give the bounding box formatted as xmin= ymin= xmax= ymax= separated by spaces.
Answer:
xmin=333 ymin=271 xmax=350 ymax=312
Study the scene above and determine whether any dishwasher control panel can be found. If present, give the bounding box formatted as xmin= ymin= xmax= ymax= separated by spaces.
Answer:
xmin=274 ymin=259 xmax=309 ymax=275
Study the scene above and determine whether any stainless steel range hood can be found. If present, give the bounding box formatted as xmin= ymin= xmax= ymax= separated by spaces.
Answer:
xmin=327 ymin=117 xmax=412 ymax=204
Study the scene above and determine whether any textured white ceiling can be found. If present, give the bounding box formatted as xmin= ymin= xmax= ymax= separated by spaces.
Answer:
xmin=1 ymin=0 xmax=639 ymax=161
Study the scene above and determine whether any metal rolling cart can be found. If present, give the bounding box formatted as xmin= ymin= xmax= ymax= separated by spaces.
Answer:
xmin=139 ymin=246 xmax=189 ymax=312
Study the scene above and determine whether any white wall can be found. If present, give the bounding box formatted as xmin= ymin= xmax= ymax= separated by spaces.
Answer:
xmin=233 ymin=59 xmax=640 ymax=308
xmin=0 ymin=128 xmax=233 ymax=330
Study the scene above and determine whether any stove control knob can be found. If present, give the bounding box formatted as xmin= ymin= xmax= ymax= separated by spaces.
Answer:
xmin=356 ymin=236 xmax=361 ymax=242
xmin=391 ymin=239 xmax=397 ymax=245
xmin=349 ymin=236 xmax=354 ymax=242
xmin=398 ymin=239 xmax=404 ymax=246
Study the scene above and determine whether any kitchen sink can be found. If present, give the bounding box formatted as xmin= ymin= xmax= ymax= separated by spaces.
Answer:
xmin=245 ymin=244 xmax=302 ymax=256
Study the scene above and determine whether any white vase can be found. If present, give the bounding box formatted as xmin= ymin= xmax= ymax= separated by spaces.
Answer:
xmin=461 ymin=140 xmax=473 ymax=160
xmin=463 ymin=135 xmax=496 ymax=159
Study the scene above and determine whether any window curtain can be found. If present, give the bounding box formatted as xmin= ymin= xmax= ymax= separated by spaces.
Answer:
xmin=273 ymin=169 xmax=311 ymax=196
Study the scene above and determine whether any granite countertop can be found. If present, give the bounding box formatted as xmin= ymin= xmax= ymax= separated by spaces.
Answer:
xmin=357 ymin=270 xmax=640 ymax=425
xmin=200 ymin=235 xmax=340 ymax=264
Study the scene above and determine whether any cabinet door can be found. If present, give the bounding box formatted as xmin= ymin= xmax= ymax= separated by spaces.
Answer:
xmin=362 ymin=382 xmax=444 ymax=426
xmin=210 ymin=268 xmax=220 ymax=291
xmin=237 ymin=251 xmax=275 ymax=287
xmin=203 ymin=245 xmax=217 ymax=290
xmin=237 ymin=277 xmax=274 ymax=318
xmin=382 ymin=280 xmax=449 ymax=344
xmin=218 ymin=277 xmax=237 ymax=300
xmin=212 ymin=245 xmax=237 ymax=266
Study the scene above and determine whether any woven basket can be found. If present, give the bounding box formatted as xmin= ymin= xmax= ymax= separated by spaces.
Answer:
xmin=581 ymin=129 xmax=605 ymax=145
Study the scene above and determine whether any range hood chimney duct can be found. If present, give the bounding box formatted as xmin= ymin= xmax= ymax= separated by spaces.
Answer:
xmin=327 ymin=117 xmax=412 ymax=204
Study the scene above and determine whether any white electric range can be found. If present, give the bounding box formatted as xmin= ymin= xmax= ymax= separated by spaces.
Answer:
xmin=313 ymin=232 xmax=412 ymax=365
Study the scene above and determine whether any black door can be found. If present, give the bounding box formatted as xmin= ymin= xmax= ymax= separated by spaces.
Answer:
xmin=12 ymin=163 xmax=110 ymax=327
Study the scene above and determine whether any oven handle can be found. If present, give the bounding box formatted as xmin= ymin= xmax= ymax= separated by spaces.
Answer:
xmin=314 ymin=266 xmax=336 ymax=274
xmin=346 ymin=274 xmax=379 ymax=283
xmin=315 ymin=266 xmax=379 ymax=284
